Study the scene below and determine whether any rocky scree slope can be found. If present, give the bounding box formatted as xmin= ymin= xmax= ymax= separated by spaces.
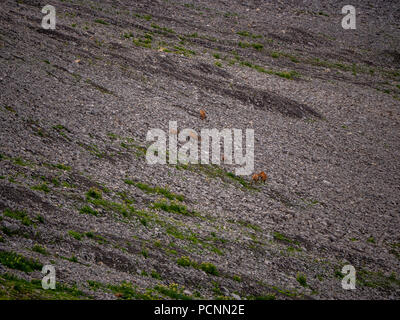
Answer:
xmin=0 ymin=0 xmax=400 ymax=299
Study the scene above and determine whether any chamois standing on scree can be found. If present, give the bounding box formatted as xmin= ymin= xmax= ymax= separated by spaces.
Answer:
xmin=200 ymin=109 xmax=206 ymax=120
xmin=252 ymin=171 xmax=267 ymax=184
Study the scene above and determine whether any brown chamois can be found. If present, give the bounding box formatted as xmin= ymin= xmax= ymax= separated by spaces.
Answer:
xmin=200 ymin=109 xmax=206 ymax=120
xmin=251 ymin=173 xmax=260 ymax=184
xmin=259 ymin=171 xmax=267 ymax=183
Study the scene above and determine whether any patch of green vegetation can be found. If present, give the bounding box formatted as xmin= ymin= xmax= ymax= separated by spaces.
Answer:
xmin=32 ymin=244 xmax=49 ymax=256
xmin=187 ymin=32 xmax=199 ymax=38
xmin=211 ymin=281 xmax=223 ymax=296
xmin=67 ymin=230 xmax=83 ymax=241
xmin=271 ymin=286 xmax=299 ymax=298
xmin=237 ymin=31 xmax=262 ymax=39
xmin=296 ymin=273 xmax=307 ymax=287
xmin=150 ymin=270 xmax=162 ymax=280
xmin=87 ymin=280 xmax=103 ymax=291
xmin=215 ymin=61 xmax=222 ymax=67
xmin=224 ymin=12 xmax=239 ymax=18
xmin=51 ymin=124 xmax=71 ymax=140
xmin=62 ymin=181 xmax=76 ymax=188
xmin=237 ymin=220 xmax=261 ymax=232
xmin=239 ymin=60 xmax=299 ymax=79
xmin=200 ymin=262 xmax=219 ymax=276
xmin=154 ymin=240 xmax=161 ymax=248
xmin=151 ymin=23 xmax=175 ymax=34
xmin=273 ymin=232 xmax=299 ymax=245
xmin=108 ymin=281 xmax=156 ymax=300
xmin=0 ymin=251 xmax=42 ymax=272
xmin=0 ymin=273 xmax=89 ymax=299
xmin=225 ymin=172 xmax=253 ymax=188
xmin=232 ymin=275 xmax=242 ymax=282
xmin=85 ymin=232 xmax=108 ymax=245
xmin=358 ymin=269 xmax=400 ymax=290
xmin=252 ymin=43 xmax=263 ymax=50
xmin=238 ymin=41 xmax=251 ymax=49
xmin=167 ymin=224 xmax=195 ymax=241
xmin=165 ymin=222 xmax=223 ymax=256
xmin=79 ymin=205 xmax=99 ymax=216
xmin=134 ymin=13 xmax=152 ymax=21
xmin=213 ymin=53 xmax=221 ymax=59
xmin=208 ymin=232 xmax=226 ymax=247
xmin=108 ymin=134 xmax=146 ymax=157
xmin=389 ymin=242 xmax=400 ymax=260
xmin=176 ymin=164 xmax=257 ymax=191
xmin=117 ymin=191 xmax=135 ymax=205
xmin=123 ymin=32 xmax=134 ymax=39
xmin=173 ymin=45 xmax=196 ymax=57
xmin=141 ymin=248 xmax=149 ymax=259
xmin=166 ymin=248 xmax=177 ymax=255
xmin=13 ymin=157 xmax=30 ymax=166
xmin=52 ymin=124 xmax=67 ymax=131
xmin=1 ymin=225 xmax=18 ymax=236
xmin=139 ymin=217 xmax=148 ymax=227
xmin=86 ymin=188 xmax=102 ymax=200
xmin=270 ymin=52 xmax=280 ymax=58
xmin=166 ymin=225 xmax=186 ymax=240
xmin=86 ymin=193 xmax=134 ymax=219
xmin=177 ymin=256 xmax=192 ymax=267
xmin=154 ymin=283 xmax=192 ymax=300
xmin=316 ymin=274 xmax=324 ymax=281
xmin=50 ymin=178 xmax=60 ymax=187
xmin=53 ymin=163 xmax=71 ymax=171
xmin=133 ymin=35 xmax=152 ymax=48
xmin=85 ymin=231 xmax=94 ymax=238
xmin=31 ymin=183 xmax=50 ymax=193
xmin=367 ymin=236 xmax=375 ymax=243
xmin=125 ymin=180 xmax=184 ymax=201
xmin=3 ymin=105 xmax=16 ymax=113
xmin=238 ymin=41 xmax=263 ymax=50
xmin=237 ymin=31 xmax=251 ymax=37
xmin=94 ymin=19 xmax=109 ymax=25
xmin=309 ymin=57 xmax=360 ymax=74
xmin=3 ymin=208 xmax=33 ymax=226
xmin=286 ymin=246 xmax=302 ymax=253
xmin=334 ymin=269 xmax=345 ymax=279
xmin=300 ymin=198 xmax=322 ymax=208
xmin=152 ymin=200 xmax=192 ymax=216
xmin=67 ymin=255 xmax=78 ymax=263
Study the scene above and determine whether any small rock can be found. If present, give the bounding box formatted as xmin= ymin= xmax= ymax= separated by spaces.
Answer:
xmin=221 ymin=286 xmax=230 ymax=295
xmin=2 ymin=221 xmax=20 ymax=233
xmin=231 ymin=293 xmax=241 ymax=300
